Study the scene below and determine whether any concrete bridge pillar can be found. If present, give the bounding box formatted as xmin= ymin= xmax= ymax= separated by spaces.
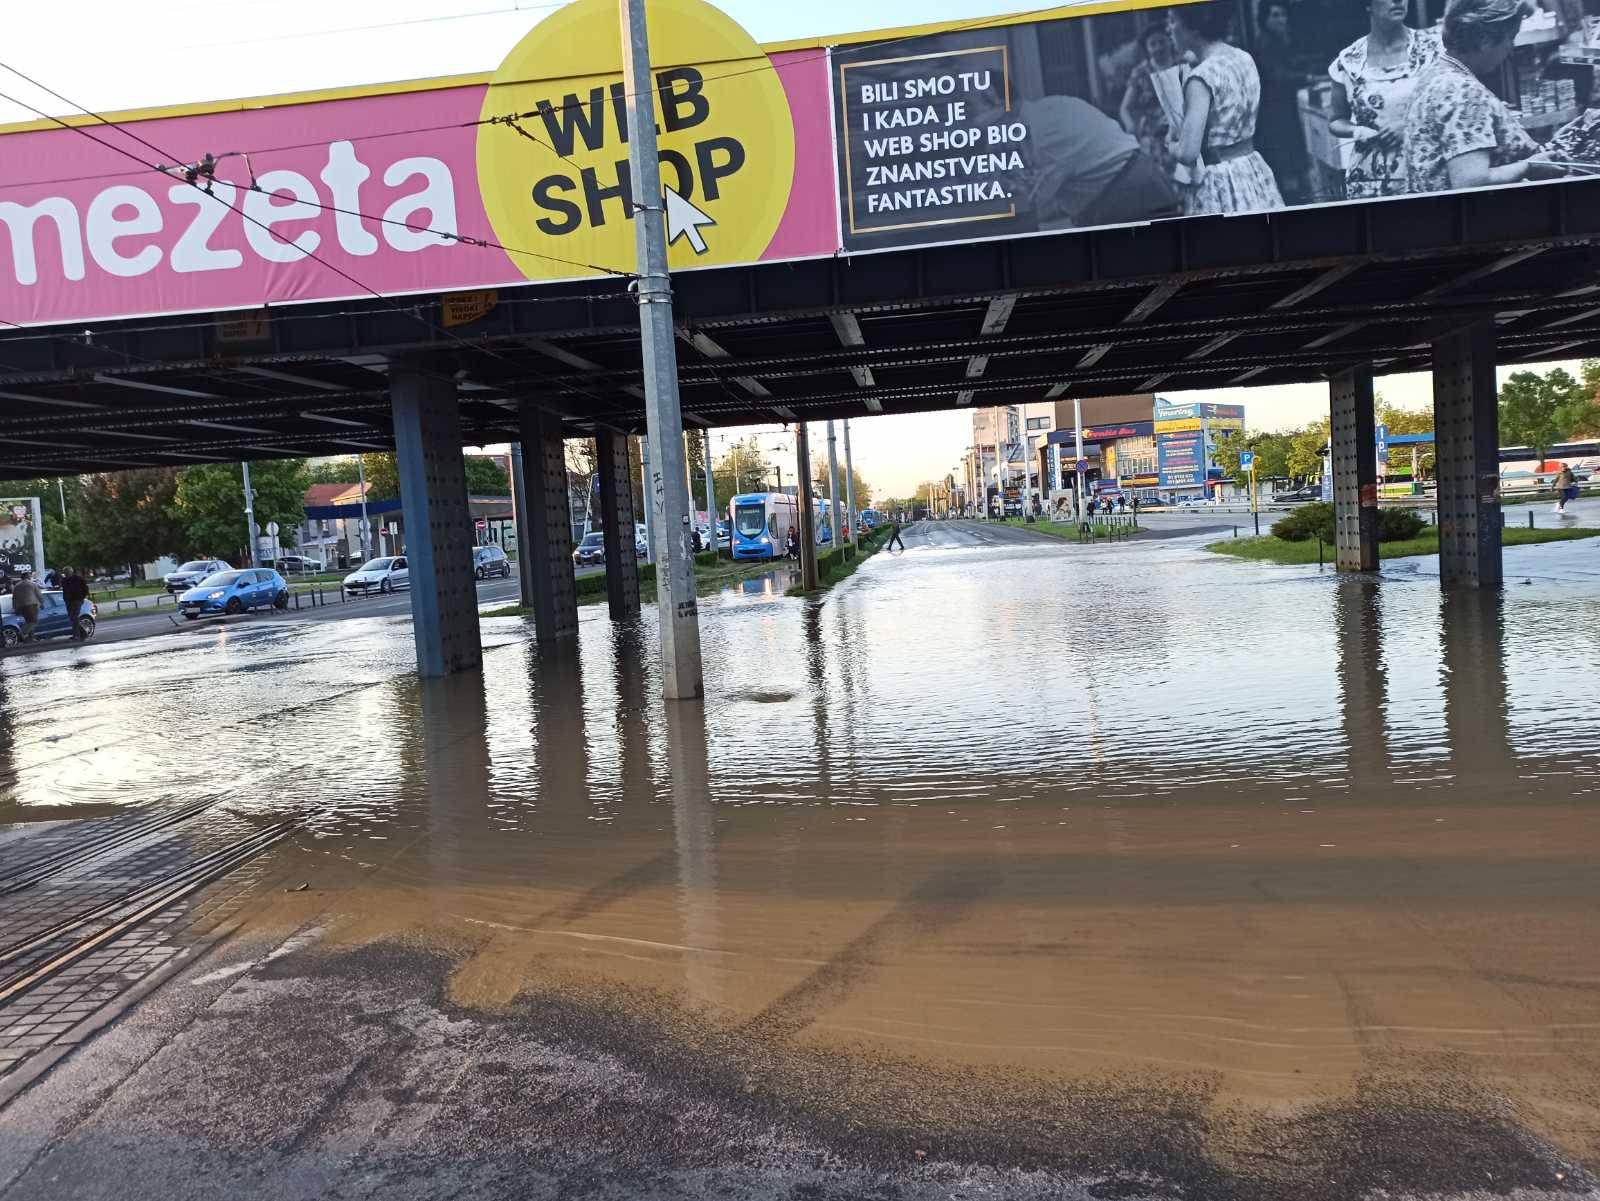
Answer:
xmin=1432 ymin=320 xmax=1502 ymax=588
xmin=595 ymin=431 xmax=640 ymax=620
xmin=1330 ymin=364 xmax=1378 ymax=572
xmin=390 ymin=360 xmax=482 ymax=677
xmin=520 ymin=406 xmax=579 ymax=644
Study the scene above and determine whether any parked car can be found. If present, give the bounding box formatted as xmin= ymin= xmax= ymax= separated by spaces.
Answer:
xmin=472 ymin=544 xmax=512 ymax=579
xmin=1273 ymin=485 xmax=1323 ymax=503
xmin=178 ymin=569 xmax=288 ymax=620
xmin=0 ymin=590 xmax=97 ymax=647
xmin=164 ymin=558 xmax=230 ymax=594
xmin=573 ymin=532 xmax=606 ymax=566
xmin=263 ymin=554 xmax=324 ymax=575
xmin=343 ymin=556 xmax=409 ymax=596
xmin=1173 ymin=494 xmax=1213 ymax=508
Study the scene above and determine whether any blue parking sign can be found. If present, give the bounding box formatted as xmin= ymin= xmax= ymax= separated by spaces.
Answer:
xmin=1239 ymin=451 xmax=1255 ymax=471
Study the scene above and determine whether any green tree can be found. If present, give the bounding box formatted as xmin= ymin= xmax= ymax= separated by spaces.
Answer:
xmin=74 ymin=469 xmax=184 ymax=576
xmin=1212 ymin=431 xmax=1293 ymax=487
xmin=306 ymin=457 xmax=361 ymax=485
xmin=713 ymin=434 xmax=774 ymax=501
xmin=463 ymin=455 xmax=509 ymax=496
xmin=811 ymin=463 xmax=873 ymax=508
xmin=359 ymin=453 xmax=400 ymax=501
xmin=171 ymin=460 xmax=308 ymax=561
xmin=1287 ymin=418 xmax=1332 ymax=481
xmin=1499 ymin=368 xmax=1586 ymax=459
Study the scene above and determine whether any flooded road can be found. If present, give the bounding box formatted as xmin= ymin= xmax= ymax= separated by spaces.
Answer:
xmin=3 ymin=520 xmax=1600 ymax=1199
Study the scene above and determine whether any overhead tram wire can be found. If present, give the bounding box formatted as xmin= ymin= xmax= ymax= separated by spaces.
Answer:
xmin=1 ymin=0 xmax=1084 ymax=194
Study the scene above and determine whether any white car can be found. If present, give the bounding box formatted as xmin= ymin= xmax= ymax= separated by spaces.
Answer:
xmin=165 ymin=558 xmax=230 ymax=594
xmin=343 ymin=555 xmax=410 ymax=596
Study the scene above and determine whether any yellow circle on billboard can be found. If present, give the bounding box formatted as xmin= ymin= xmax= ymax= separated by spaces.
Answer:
xmin=477 ymin=0 xmax=796 ymax=281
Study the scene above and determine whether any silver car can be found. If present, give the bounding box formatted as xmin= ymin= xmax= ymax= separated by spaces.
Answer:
xmin=342 ymin=555 xmax=410 ymax=596
xmin=165 ymin=558 xmax=230 ymax=594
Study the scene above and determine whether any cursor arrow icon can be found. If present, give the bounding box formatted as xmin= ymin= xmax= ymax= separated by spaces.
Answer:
xmin=663 ymin=186 xmax=715 ymax=255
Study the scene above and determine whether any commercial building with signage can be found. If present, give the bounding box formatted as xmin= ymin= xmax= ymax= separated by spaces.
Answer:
xmin=1046 ymin=397 xmax=1247 ymax=500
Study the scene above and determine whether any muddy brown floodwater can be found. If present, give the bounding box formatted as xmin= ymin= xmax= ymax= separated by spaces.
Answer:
xmin=3 ymin=519 xmax=1600 ymax=1199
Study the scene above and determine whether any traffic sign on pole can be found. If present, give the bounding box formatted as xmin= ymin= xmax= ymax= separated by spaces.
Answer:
xmin=1238 ymin=451 xmax=1255 ymax=472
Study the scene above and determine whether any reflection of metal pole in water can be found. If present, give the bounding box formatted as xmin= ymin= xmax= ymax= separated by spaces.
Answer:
xmin=1440 ymin=589 xmax=1513 ymax=783
xmin=529 ymin=639 xmax=589 ymax=824
xmin=662 ymin=701 xmax=722 ymax=1006
xmin=1334 ymin=578 xmax=1391 ymax=793
xmin=843 ymin=419 xmax=859 ymax=549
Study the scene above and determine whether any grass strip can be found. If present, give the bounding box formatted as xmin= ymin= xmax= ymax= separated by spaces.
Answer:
xmin=1205 ymin=525 xmax=1600 ymax=565
xmin=482 ymin=552 xmax=779 ymax=618
xmin=785 ymin=525 xmax=896 ymax=596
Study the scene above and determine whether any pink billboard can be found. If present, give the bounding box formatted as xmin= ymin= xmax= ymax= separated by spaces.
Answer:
xmin=0 ymin=48 xmax=836 ymax=328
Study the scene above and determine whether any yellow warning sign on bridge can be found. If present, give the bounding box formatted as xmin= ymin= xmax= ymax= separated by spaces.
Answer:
xmin=477 ymin=0 xmax=797 ymax=281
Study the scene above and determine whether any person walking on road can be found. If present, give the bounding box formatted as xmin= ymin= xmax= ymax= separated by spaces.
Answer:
xmin=62 ymin=567 xmax=89 ymax=638
xmin=11 ymin=571 xmax=42 ymax=643
xmin=887 ymin=518 xmax=906 ymax=552
xmin=1553 ymin=464 xmax=1579 ymax=514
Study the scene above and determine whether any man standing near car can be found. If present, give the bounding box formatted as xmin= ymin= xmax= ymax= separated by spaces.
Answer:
xmin=62 ymin=567 xmax=89 ymax=639
xmin=11 ymin=571 xmax=42 ymax=643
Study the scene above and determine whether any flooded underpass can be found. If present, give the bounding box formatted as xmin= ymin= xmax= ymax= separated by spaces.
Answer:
xmin=2 ymin=520 xmax=1600 ymax=1200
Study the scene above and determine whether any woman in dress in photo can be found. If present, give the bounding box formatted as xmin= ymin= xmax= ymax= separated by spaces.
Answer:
xmin=1327 ymin=0 xmax=1442 ymax=197
xmin=1404 ymin=0 xmax=1567 ymax=190
xmin=1169 ymin=1 xmax=1286 ymax=214
xmin=1119 ymin=23 xmax=1181 ymax=176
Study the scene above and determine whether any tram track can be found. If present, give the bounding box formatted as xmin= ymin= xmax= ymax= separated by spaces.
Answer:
xmin=0 ymin=799 xmax=218 ymax=897
xmin=0 ymin=820 xmax=297 ymax=1008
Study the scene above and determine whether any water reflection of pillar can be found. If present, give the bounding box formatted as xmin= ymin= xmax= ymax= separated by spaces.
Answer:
xmin=610 ymin=620 xmax=654 ymax=806
xmin=415 ymin=671 xmax=493 ymax=889
xmin=1334 ymin=579 xmax=1390 ymax=793
xmin=1440 ymin=589 xmax=1513 ymax=778
xmin=663 ymin=701 xmax=723 ymax=1006
xmin=802 ymin=600 xmax=830 ymax=793
xmin=527 ymin=640 xmax=589 ymax=819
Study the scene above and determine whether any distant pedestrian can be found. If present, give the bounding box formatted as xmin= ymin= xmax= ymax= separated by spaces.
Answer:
xmin=11 ymin=571 xmax=42 ymax=643
xmin=1131 ymin=495 xmax=1141 ymax=517
xmin=42 ymin=568 xmax=58 ymax=588
xmin=887 ymin=519 xmax=905 ymax=551
xmin=62 ymin=567 xmax=89 ymax=638
xmin=786 ymin=525 xmax=800 ymax=560
xmin=1553 ymin=465 xmax=1579 ymax=514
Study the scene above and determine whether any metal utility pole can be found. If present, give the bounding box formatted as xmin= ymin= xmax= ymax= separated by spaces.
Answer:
xmin=240 ymin=460 xmax=258 ymax=567
xmin=621 ymin=0 xmax=702 ymax=700
xmin=639 ymin=435 xmax=655 ymax=564
xmin=1016 ymin=406 xmax=1033 ymax=521
xmin=842 ymin=418 xmax=858 ymax=549
xmin=56 ymin=479 xmax=66 ymax=520
xmin=356 ymin=453 xmax=372 ymax=561
xmin=702 ymin=430 xmax=717 ymax=559
xmin=509 ymin=440 xmax=534 ymax=607
xmin=795 ymin=423 xmax=819 ymax=590
xmin=1073 ymin=397 xmax=1087 ymax=523
xmin=826 ymin=420 xmax=842 ymax=550
xmin=993 ymin=406 xmax=1005 ymax=520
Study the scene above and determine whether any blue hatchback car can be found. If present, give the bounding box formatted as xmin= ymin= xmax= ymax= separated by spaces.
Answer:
xmin=178 ymin=568 xmax=289 ymax=620
xmin=1 ymin=590 xmax=97 ymax=648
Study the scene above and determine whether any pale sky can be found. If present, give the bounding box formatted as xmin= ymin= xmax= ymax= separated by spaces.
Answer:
xmin=0 ymin=2 xmax=1581 ymax=499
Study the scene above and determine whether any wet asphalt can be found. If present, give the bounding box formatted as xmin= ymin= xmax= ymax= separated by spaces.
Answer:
xmin=2 ymin=518 xmax=1600 ymax=1199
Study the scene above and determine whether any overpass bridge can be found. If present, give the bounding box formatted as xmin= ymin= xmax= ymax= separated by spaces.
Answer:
xmin=2 ymin=0 xmax=1598 ymax=694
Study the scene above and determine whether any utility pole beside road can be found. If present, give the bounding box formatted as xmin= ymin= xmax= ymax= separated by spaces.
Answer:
xmin=620 ymin=0 xmax=702 ymax=700
xmin=241 ymin=460 xmax=258 ymax=567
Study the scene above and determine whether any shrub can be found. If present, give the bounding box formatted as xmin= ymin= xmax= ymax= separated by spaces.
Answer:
xmin=1378 ymin=507 xmax=1426 ymax=541
xmin=1272 ymin=501 xmax=1335 ymax=543
xmin=1272 ymin=501 xmax=1427 ymax=545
